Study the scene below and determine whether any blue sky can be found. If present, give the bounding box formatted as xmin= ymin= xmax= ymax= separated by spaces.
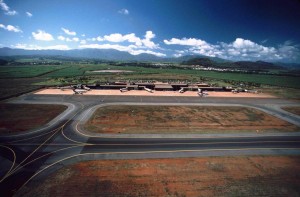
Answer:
xmin=0 ymin=0 xmax=300 ymax=62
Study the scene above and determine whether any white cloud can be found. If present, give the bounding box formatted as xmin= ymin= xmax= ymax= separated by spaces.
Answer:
xmin=64 ymin=38 xmax=71 ymax=42
xmin=61 ymin=27 xmax=76 ymax=36
xmin=81 ymin=34 xmax=85 ymax=37
xmin=58 ymin=35 xmax=80 ymax=42
xmin=0 ymin=24 xmax=22 ymax=32
xmin=164 ymin=37 xmax=297 ymax=61
xmin=0 ymin=0 xmax=17 ymax=15
xmin=57 ymin=35 xmax=65 ymax=41
xmin=164 ymin=38 xmax=210 ymax=47
xmin=79 ymin=43 xmax=166 ymax=57
xmin=80 ymin=40 xmax=86 ymax=44
xmin=26 ymin=11 xmax=32 ymax=17
xmin=101 ymin=31 xmax=158 ymax=49
xmin=164 ymin=37 xmax=218 ymax=57
xmin=277 ymin=41 xmax=300 ymax=61
xmin=72 ymin=37 xmax=79 ymax=42
xmin=173 ymin=53 xmax=183 ymax=58
xmin=12 ymin=43 xmax=70 ymax=50
xmin=32 ymin=30 xmax=54 ymax=41
xmin=80 ymin=31 xmax=163 ymax=56
xmin=118 ymin=8 xmax=129 ymax=15
xmin=103 ymin=33 xmax=125 ymax=42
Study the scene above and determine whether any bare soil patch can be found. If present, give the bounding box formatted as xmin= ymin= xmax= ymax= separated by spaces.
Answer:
xmin=0 ymin=104 xmax=67 ymax=134
xmin=84 ymin=105 xmax=298 ymax=134
xmin=18 ymin=156 xmax=300 ymax=197
xmin=282 ymin=107 xmax=300 ymax=116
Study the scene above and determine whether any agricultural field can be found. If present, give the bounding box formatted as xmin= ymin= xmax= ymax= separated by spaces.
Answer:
xmin=17 ymin=156 xmax=300 ymax=197
xmin=84 ymin=105 xmax=299 ymax=134
xmin=0 ymin=104 xmax=67 ymax=134
xmin=0 ymin=78 xmax=44 ymax=100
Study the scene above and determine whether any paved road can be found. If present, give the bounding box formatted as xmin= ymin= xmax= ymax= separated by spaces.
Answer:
xmin=0 ymin=94 xmax=300 ymax=196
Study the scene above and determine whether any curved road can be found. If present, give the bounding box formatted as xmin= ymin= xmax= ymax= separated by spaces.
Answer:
xmin=0 ymin=94 xmax=300 ymax=196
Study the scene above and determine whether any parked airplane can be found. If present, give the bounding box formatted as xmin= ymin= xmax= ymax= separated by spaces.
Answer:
xmin=72 ymin=88 xmax=88 ymax=95
xmin=75 ymin=84 xmax=91 ymax=91
xmin=179 ymin=88 xmax=185 ymax=93
xmin=59 ymin=84 xmax=91 ymax=92
xmin=144 ymin=87 xmax=153 ymax=93
xmin=198 ymin=90 xmax=208 ymax=97
xmin=120 ymin=87 xmax=129 ymax=92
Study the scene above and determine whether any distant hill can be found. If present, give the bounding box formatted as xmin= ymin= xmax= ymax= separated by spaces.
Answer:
xmin=0 ymin=47 xmax=298 ymax=70
xmin=0 ymin=47 xmax=163 ymax=62
xmin=181 ymin=57 xmax=286 ymax=70
xmin=229 ymin=61 xmax=284 ymax=70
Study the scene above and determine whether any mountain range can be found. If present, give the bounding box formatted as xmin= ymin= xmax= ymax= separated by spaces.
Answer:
xmin=0 ymin=47 xmax=299 ymax=69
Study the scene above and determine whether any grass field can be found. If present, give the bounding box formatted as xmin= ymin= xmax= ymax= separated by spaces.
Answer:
xmin=0 ymin=104 xmax=67 ymax=134
xmin=1 ymin=64 xmax=299 ymax=88
xmin=84 ymin=105 xmax=299 ymax=134
xmin=17 ymin=156 xmax=300 ymax=197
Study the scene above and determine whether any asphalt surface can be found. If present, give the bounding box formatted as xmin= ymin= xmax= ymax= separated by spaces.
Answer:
xmin=0 ymin=94 xmax=300 ymax=196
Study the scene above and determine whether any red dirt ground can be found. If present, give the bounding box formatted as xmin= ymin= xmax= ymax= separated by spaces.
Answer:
xmin=0 ymin=104 xmax=67 ymax=134
xmin=18 ymin=156 xmax=300 ymax=197
xmin=84 ymin=105 xmax=299 ymax=134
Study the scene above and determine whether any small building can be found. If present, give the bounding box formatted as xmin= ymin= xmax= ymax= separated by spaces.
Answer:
xmin=171 ymin=84 xmax=188 ymax=90
xmin=135 ymin=83 xmax=155 ymax=89
xmin=97 ymin=85 xmax=127 ymax=89
xmin=127 ymin=85 xmax=139 ymax=90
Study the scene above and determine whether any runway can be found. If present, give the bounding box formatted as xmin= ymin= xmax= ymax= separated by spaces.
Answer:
xmin=0 ymin=94 xmax=300 ymax=196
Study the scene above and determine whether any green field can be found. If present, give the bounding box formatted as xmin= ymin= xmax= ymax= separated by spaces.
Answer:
xmin=1 ymin=64 xmax=299 ymax=88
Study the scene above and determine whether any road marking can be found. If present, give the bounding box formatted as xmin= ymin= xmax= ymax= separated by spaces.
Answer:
xmin=5 ymin=140 xmax=300 ymax=146
xmin=7 ymin=99 xmax=87 ymax=177
xmin=2 ymin=127 xmax=62 ymax=144
xmin=76 ymin=140 xmax=300 ymax=146
xmin=0 ymin=145 xmax=16 ymax=183
xmin=6 ymin=145 xmax=84 ymax=179
xmin=61 ymin=126 xmax=91 ymax=145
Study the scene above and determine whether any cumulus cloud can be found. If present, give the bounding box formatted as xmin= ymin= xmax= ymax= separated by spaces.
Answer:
xmin=277 ymin=41 xmax=300 ymax=62
xmin=80 ymin=31 xmax=163 ymax=56
xmin=164 ymin=36 xmax=300 ymax=62
xmin=72 ymin=37 xmax=79 ymax=42
xmin=12 ymin=43 xmax=70 ymax=50
xmin=118 ymin=8 xmax=129 ymax=15
xmin=26 ymin=11 xmax=32 ymax=17
xmin=0 ymin=24 xmax=22 ymax=32
xmin=57 ymin=35 xmax=65 ymax=41
xmin=100 ymin=31 xmax=158 ymax=49
xmin=79 ymin=43 xmax=166 ymax=57
xmin=80 ymin=40 xmax=86 ymax=44
xmin=61 ymin=27 xmax=76 ymax=36
xmin=0 ymin=0 xmax=17 ymax=15
xmin=164 ymin=37 xmax=219 ymax=57
xmin=58 ymin=35 xmax=82 ymax=43
xmin=32 ymin=30 xmax=54 ymax=41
